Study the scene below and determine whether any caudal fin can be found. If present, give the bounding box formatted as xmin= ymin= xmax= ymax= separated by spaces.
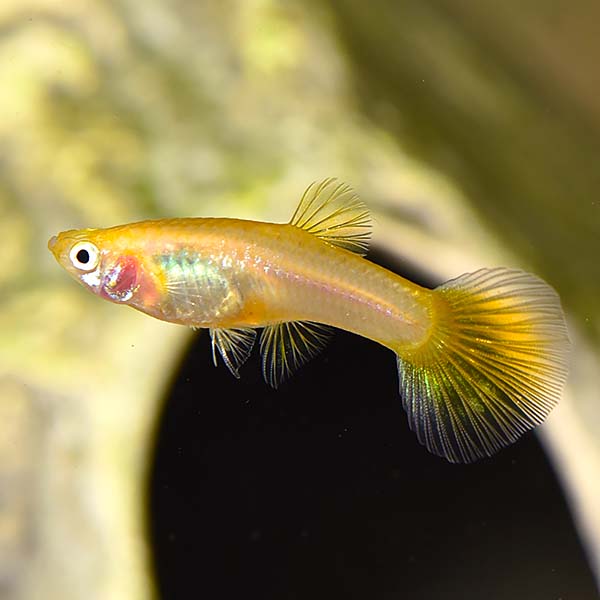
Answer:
xmin=396 ymin=268 xmax=570 ymax=463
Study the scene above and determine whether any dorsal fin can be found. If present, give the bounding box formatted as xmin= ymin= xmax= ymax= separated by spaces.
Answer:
xmin=289 ymin=178 xmax=371 ymax=256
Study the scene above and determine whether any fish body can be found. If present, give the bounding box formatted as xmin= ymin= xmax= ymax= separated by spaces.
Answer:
xmin=52 ymin=218 xmax=431 ymax=349
xmin=49 ymin=179 xmax=570 ymax=463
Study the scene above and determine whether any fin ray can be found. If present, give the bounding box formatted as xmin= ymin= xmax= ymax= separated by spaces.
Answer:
xmin=260 ymin=321 xmax=332 ymax=388
xmin=210 ymin=327 xmax=257 ymax=378
xmin=290 ymin=178 xmax=371 ymax=256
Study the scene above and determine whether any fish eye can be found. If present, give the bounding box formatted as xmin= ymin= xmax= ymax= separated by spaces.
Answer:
xmin=69 ymin=241 xmax=100 ymax=271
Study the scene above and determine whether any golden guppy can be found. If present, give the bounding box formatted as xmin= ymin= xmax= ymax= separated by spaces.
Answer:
xmin=48 ymin=179 xmax=570 ymax=463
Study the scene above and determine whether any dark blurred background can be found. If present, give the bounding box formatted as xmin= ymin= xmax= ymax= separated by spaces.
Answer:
xmin=150 ymin=251 xmax=596 ymax=599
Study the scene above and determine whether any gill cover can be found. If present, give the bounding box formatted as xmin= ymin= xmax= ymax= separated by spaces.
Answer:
xmin=101 ymin=255 xmax=140 ymax=302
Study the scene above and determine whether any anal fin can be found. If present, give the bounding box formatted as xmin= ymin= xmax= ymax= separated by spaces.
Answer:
xmin=260 ymin=321 xmax=332 ymax=388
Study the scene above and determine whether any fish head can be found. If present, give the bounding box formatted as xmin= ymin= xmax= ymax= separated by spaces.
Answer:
xmin=48 ymin=227 xmax=143 ymax=304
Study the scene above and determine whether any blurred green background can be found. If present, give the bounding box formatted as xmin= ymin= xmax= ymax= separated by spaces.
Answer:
xmin=1 ymin=0 xmax=599 ymax=598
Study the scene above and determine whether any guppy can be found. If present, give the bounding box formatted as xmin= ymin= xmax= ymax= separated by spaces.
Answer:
xmin=49 ymin=178 xmax=570 ymax=463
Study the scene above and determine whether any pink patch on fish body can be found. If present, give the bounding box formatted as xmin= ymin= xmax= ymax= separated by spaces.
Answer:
xmin=101 ymin=255 xmax=140 ymax=302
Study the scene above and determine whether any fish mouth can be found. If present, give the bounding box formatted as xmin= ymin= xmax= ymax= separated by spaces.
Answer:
xmin=48 ymin=235 xmax=58 ymax=251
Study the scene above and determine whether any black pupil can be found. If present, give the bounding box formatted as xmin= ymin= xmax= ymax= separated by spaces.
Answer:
xmin=76 ymin=248 xmax=90 ymax=264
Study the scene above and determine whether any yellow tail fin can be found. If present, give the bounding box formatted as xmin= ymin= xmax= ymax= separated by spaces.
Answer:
xmin=396 ymin=268 xmax=570 ymax=463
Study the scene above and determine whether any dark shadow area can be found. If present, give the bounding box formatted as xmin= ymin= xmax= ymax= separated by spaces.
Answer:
xmin=149 ymin=249 xmax=597 ymax=600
